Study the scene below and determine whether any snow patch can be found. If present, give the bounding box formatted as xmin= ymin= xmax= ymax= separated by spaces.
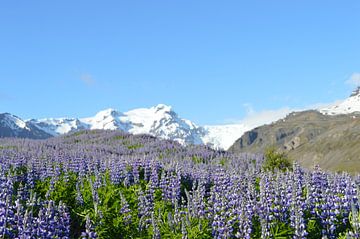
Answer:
xmin=26 ymin=103 xmax=290 ymax=150
xmin=203 ymin=124 xmax=250 ymax=150
xmin=30 ymin=118 xmax=89 ymax=135
xmin=320 ymin=87 xmax=360 ymax=115
xmin=2 ymin=114 xmax=30 ymax=131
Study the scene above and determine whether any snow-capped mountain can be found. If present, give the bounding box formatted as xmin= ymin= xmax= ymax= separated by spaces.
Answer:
xmin=320 ymin=87 xmax=360 ymax=115
xmin=4 ymin=87 xmax=360 ymax=149
xmin=28 ymin=118 xmax=89 ymax=136
xmin=1 ymin=113 xmax=28 ymax=131
xmin=0 ymin=113 xmax=52 ymax=139
xmin=23 ymin=104 xmax=250 ymax=149
xmin=0 ymin=104 xmax=287 ymax=149
xmin=81 ymin=104 xmax=206 ymax=145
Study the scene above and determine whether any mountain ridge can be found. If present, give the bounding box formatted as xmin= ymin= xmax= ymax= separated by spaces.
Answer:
xmin=3 ymin=88 xmax=360 ymax=151
xmin=227 ymin=88 xmax=360 ymax=172
xmin=2 ymin=104 xmax=251 ymax=149
xmin=0 ymin=113 xmax=53 ymax=139
xmin=228 ymin=110 xmax=360 ymax=172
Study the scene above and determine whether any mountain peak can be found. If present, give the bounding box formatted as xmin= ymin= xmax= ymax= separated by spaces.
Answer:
xmin=94 ymin=108 xmax=122 ymax=119
xmin=0 ymin=113 xmax=52 ymax=139
xmin=320 ymin=87 xmax=360 ymax=115
xmin=0 ymin=113 xmax=28 ymax=130
xmin=3 ymin=104 xmax=249 ymax=150
xmin=350 ymin=86 xmax=360 ymax=97
xmin=152 ymin=104 xmax=173 ymax=113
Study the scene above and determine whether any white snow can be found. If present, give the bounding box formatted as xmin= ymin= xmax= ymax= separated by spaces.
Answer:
xmin=31 ymin=104 xmax=206 ymax=146
xmin=320 ymin=87 xmax=360 ymax=115
xmin=2 ymin=114 xmax=30 ymax=131
xmin=82 ymin=109 xmax=124 ymax=131
xmin=26 ymin=103 xmax=289 ymax=150
xmin=30 ymin=118 xmax=88 ymax=136
xmin=203 ymin=124 xmax=250 ymax=150
xmin=123 ymin=104 xmax=172 ymax=134
xmin=120 ymin=104 xmax=204 ymax=145
xmin=17 ymin=87 xmax=360 ymax=149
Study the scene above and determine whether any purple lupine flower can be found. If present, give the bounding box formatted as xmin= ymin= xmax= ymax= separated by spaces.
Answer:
xmin=151 ymin=212 xmax=161 ymax=239
xmin=132 ymin=162 xmax=140 ymax=184
xmin=88 ymin=178 xmax=100 ymax=217
xmin=120 ymin=192 xmax=132 ymax=225
xmin=258 ymin=173 xmax=272 ymax=239
xmin=290 ymin=163 xmax=307 ymax=239
xmin=76 ymin=181 xmax=84 ymax=205
xmin=81 ymin=215 xmax=98 ymax=239
xmin=138 ymin=188 xmax=153 ymax=229
xmin=57 ymin=201 xmax=71 ymax=238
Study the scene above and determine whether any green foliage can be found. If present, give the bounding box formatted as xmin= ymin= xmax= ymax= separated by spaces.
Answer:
xmin=154 ymin=198 xmax=211 ymax=238
xmin=254 ymin=177 xmax=261 ymax=193
xmin=0 ymin=145 xmax=18 ymax=150
xmin=127 ymin=144 xmax=143 ymax=150
xmin=219 ymin=158 xmax=227 ymax=166
xmin=112 ymin=135 xmax=125 ymax=141
xmin=69 ymin=131 xmax=87 ymax=137
xmin=191 ymin=156 xmax=204 ymax=164
xmin=306 ymin=218 xmax=322 ymax=239
xmin=338 ymin=209 xmax=360 ymax=238
xmin=30 ymin=170 xmax=213 ymax=238
xmin=24 ymin=162 xmax=356 ymax=239
xmin=251 ymin=216 xmax=261 ymax=238
xmin=73 ymin=139 xmax=82 ymax=143
xmin=270 ymin=221 xmax=294 ymax=238
xmin=262 ymin=147 xmax=292 ymax=172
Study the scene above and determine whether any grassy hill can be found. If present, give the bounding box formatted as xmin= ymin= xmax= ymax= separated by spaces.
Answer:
xmin=229 ymin=110 xmax=360 ymax=172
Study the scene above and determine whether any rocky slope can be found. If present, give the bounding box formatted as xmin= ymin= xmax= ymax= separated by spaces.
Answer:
xmin=228 ymin=110 xmax=360 ymax=172
xmin=0 ymin=113 xmax=52 ymax=139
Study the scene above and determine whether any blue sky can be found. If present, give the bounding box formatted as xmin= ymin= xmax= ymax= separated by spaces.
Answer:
xmin=1 ymin=1 xmax=360 ymax=125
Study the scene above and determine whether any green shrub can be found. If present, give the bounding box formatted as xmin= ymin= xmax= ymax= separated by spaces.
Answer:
xmin=262 ymin=147 xmax=292 ymax=172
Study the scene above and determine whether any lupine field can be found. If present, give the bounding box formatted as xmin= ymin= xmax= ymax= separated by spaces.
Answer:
xmin=0 ymin=130 xmax=359 ymax=238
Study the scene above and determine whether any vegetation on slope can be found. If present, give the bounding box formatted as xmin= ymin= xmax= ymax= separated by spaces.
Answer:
xmin=0 ymin=130 xmax=359 ymax=238
xmin=229 ymin=110 xmax=360 ymax=172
